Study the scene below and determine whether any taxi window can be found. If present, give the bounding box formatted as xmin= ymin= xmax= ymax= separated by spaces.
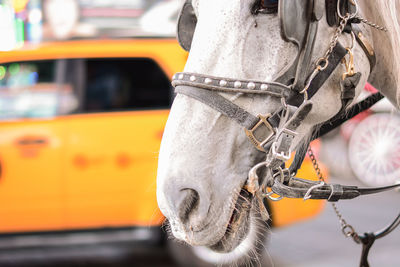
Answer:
xmin=82 ymin=58 xmax=171 ymax=113
xmin=0 ymin=60 xmax=62 ymax=120
xmin=0 ymin=58 xmax=172 ymax=120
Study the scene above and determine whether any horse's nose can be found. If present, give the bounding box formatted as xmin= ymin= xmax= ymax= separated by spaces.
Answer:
xmin=176 ymin=189 xmax=198 ymax=222
xmin=170 ymin=187 xmax=211 ymax=229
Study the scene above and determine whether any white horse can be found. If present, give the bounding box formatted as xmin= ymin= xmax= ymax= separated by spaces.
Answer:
xmin=157 ymin=0 xmax=400 ymax=265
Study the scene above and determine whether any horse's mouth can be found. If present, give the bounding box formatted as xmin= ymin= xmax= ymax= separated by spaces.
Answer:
xmin=208 ymin=189 xmax=253 ymax=253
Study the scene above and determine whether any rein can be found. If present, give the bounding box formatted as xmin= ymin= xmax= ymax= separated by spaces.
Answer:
xmin=173 ymin=0 xmax=399 ymax=266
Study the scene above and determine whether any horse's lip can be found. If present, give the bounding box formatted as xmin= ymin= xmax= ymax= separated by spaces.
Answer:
xmin=191 ymin=188 xmax=246 ymax=233
xmin=192 ymin=220 xmax=211 ymax=232
xmin=208 ymin=189 xmax=252 ymax=252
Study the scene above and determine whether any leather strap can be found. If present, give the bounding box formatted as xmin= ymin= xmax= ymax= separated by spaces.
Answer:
xmin=172 ymin=72 xmax=292 ymax=98
xmin=272 ymin=102 xmax=313 ymax=155
xmin=312 ymin=92 xmax=384 ymax=140
xmin=325 ymin=0 xmax=356 ymax=26
xmin=340 ymin=72 xmax=360 ymax=108
xmin=271 ymin=177 xmax=400 ymax=201
xmin=352 ymin=25 xmax=376 ymax=72
xmin=307 ymin=43 xmax=348 ymax=99
xmin=288 ymin=42 xmax=348 ymax=106
xmin=289 ymin=141 xmax=310 ymax=175
xmin=359 ymin=213 xmax=400 ymax=267
xmin=325 ymin=0 xmax=338 ymax=26
xmin=266 ymin=102 xmax=313 ymax=169
xmin=175 ymin=85 xmax=260 ymax=129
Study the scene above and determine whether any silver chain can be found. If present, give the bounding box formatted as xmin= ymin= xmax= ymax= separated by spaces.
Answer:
xmin=308 ymin=147 xmax=361 ymax=244
xmin=354 ymin=15 xmax=388 ymax=32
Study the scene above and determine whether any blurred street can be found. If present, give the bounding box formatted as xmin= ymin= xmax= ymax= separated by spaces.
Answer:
xmin=269 ymin=176 xmax=400 ymax=267
xmin=0 ymin=176 xmax=398 ymax=267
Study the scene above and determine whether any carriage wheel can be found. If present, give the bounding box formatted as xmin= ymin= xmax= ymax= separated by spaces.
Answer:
xmin=348 ymin=113 xmax=400 ymax=186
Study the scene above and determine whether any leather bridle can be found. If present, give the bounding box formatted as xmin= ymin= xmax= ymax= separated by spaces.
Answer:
xmin=172 ymin=0 xmax=399 ymax=266
xmin=173 ymin=0 xmax=384 ymax=188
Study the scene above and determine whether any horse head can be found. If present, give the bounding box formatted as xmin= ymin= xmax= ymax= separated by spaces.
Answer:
xmin=157 ymin=0 xmax=400 ymax=262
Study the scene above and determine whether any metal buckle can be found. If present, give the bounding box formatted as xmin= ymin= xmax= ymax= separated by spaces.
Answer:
xmin=263 ymin=191 xmax=284 ymax=201
xmin=270 ymin=128 xmax=297 ymax=161
xmin=244 ymin=114 xmax=275 ymax=152
xmin=246 ymin=161 xmax=271 ymax=195
xmin=273 ymin=166 xmax=292 ymax=184
xmin=303 ymin=181 xmax=326 ymax=201
xmin=271 ymin=143 xmax=291 ymax=161
xmin=342 ymin=47 xmax=356 ymax=80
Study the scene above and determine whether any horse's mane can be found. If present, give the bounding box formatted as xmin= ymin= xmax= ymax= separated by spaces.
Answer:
xmin=381 ymin=0 xmax=400 ymax=101
xmin=363 ymin=0 xmax=400 ymax=107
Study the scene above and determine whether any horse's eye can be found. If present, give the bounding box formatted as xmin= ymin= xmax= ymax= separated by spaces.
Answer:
xmin=253 ymin=0 xmax=278 ymax=14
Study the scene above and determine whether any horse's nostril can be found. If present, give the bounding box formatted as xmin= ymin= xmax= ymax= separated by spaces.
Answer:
xmin=177 ymin=189 xmax=199 ymax=223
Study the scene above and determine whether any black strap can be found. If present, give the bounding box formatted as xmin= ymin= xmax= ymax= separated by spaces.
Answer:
xmin=312 ymin=92 xmax=384 ymax=140
xmin=359 ymin=213 xmax=400 ymax=267
xmin=307 ymin=43 xmax=348 ymax=99
xmin=288 ymin=43 xmax=348 ymax=106
xmin=175 ymin=85 xmax=260 ymax=129
xmin=352 ymin=25 xmax=376 ymax=72
xmin=359 ymin=233 xmax=376 ymax=267
xmin=271 ymin=177 xmax=400 ymax=201
xmin=289 ymin=141 xmax=310 ymax=175
xmin=326 ymin=0 xmax=338 ymax=26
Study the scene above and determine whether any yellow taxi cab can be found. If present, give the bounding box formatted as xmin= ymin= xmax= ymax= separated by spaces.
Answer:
xmin=0 ymin=38 xmax=326 ymax=260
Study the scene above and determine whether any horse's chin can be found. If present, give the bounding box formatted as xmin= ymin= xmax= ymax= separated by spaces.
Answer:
xmin=208 ymin=189 xmax=254 ymax=253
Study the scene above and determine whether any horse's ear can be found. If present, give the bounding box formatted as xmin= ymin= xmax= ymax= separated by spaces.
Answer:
xmin=177 ymin=0 xmax=197 ymax=52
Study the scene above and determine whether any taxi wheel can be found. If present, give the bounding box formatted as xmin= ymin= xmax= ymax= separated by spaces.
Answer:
xmin=348 ymin=113 xmax=400 ymax=186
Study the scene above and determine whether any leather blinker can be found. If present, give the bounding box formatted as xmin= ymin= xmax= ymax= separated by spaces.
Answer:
xmin=313 ymin=0 xmax=325 ymax=21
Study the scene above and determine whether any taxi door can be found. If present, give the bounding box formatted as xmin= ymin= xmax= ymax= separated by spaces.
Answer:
xmin=0 ymin=60 xmax=65 ymax=233
xmin=62 ymin=58 xmax=170 ymax=229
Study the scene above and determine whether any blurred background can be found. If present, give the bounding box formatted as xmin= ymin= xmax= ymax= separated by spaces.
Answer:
xmin=0 ymin=0 xmax=182 ymax=49
xmin=0 ymin=0 xmax=399 ymax=266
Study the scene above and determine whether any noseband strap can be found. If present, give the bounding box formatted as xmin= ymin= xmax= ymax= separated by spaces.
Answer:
xmin=175 ymin=85 xmax=260 ymax=130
